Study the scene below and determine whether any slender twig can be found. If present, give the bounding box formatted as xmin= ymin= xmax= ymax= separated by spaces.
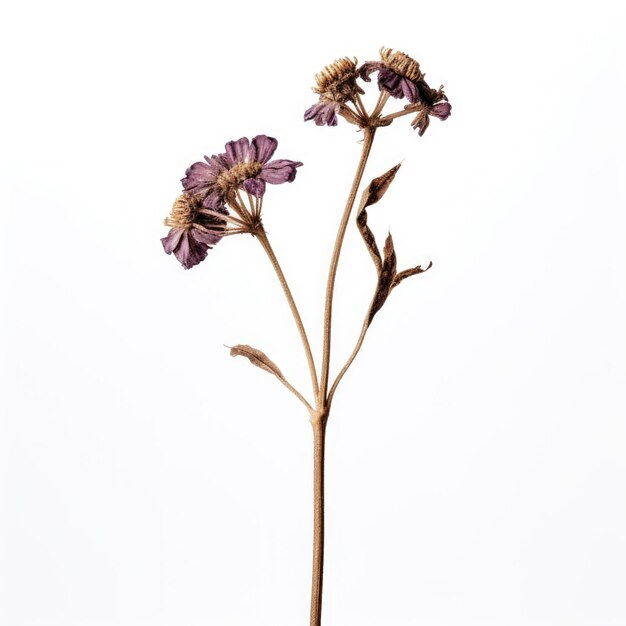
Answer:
xmin=199 ymin=208 xmax=247 ymax=227
xmin=327 ymin=316 xmax=369 ymax=406
xmin=255 ymin=229 xmax=319 ymax=399
xmin=276 ymin=373 xmax=314 ymax=413
xmin=379 ymin=104 xmax=422 ymax=124
xmin=319 ymin=127 xmax=377 ymax=402
xmin=354 ymin=93 xmax=368 ymax=119
xmin=371 ymin=91 xmax=390 ymax=118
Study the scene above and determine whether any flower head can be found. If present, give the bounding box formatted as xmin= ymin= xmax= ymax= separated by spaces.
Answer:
xmin=161 ymin=193 xmax=227 ymax=269
xmin=408 ymin=84 xmax=452 ymax=136
xmin=360 ymin=47 xmax=425 ymax=103
xmin=182 ymin=135 xmax=302 ymax=209
xmin=304 ymin=57 xmax=364 ymax=127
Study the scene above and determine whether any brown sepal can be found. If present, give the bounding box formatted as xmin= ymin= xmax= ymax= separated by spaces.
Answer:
xmin=229 ymin=344 xmax=286 ymax=384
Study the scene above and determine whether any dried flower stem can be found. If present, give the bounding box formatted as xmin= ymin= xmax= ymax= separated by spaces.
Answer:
xmin=327 ymin=317 xmax=369 ymax=405
xmin=319 ymin=127 xmax=377 ymax=403
xmin=310 ymin=125 xmax=377 ymax=626
xmin=255 ymin=228 xmax=319 ymax=400
xmin=309 ymin=411 xmax=326 ymax=626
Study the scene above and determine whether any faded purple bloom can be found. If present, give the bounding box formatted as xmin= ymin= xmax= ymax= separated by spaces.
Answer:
xmin=182 ymin=135 xmax=302 ymax=208
xmin=161 ymin=193 xmax=227 ymax=269
xmin=304 ymin=57 xmax=363 ymax=127
xmin=360 ymin=48 xmax=425 ymax=104
xmin=410 ymin=94 xmax=452 ymax=136
xmin=304 ymin=101 xmax=339 ymax=126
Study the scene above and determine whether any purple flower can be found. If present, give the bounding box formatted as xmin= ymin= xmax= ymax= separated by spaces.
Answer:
xmin=304 ymin=57 xmax=363 ymax=127
xmin=161 ymin=194 xmax=227 ymax=269
xmin=360 ymin=47 xmax=425 ymax=104
xmin=182 ymin=135 xmax=302 ymax=209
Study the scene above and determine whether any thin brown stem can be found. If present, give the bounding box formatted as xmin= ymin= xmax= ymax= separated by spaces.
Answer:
xmin=309 ymin=414 xmax=327 ymax=626
xmin=354 ymin=93 xmax=368 ymax=119
xmin=371 ymin=91 xmax=390 ymax=118
xmin=319 ymin=128 xmax=376 ymax=402
xmin=199 ymin=208 xmax=247 ymax=227
xmin=255 ymin=229 xmax=319 ymax=399
xmin=327 ymin=317 xmax=369 ymax=406
xmin=379 ymin=104 xmax=422 ymax=124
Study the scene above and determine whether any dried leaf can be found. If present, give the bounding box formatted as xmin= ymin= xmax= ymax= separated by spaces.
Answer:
xmin=356 ymin=207 xmax=381 ymax=272
xmin=229 ymin=344 xmax=286 ymax=383
xmin=363 ymin=163 xmax=402 ymax=208
xmin=367 ymin=233 xmax=398 ymax=326
xmin=355 ymin=163 xmax=401 ymax=273
xmin=392 ymin=260 xmax=433 ymax=289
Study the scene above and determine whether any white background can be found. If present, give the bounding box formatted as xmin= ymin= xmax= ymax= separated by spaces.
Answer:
xmin=1 ymin=0 xmax=625 ymax=624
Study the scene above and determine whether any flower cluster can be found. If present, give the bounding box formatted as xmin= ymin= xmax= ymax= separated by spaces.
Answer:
xmin=163 ymin=47 xmax=452 ymax=268
xmin=162 ymin=135 xmax=302 ymax=269
xmin=304 ymin=47 xmax=451 ymax=134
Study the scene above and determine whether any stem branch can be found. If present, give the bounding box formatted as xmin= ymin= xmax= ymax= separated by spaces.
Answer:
xmin=319 ymin=128 xmax=377 ymax=402
xmin=255 ymin=229 xmax=319 ymax=399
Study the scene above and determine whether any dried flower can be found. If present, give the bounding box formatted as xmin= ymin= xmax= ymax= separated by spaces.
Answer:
xmin=182 ymin=135 xmax=302 ymax=208
xmin=304 ymin=57 xmax=364 ymax=127
xmin=161 ymin=193 xmax=227 ymax=269
xmin=409 ymin=85 xmax=452 ymax=136
xmin=360 ymin=47 xmax=426 ymax=103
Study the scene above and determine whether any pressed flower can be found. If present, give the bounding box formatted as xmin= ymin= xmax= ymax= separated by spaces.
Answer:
xmin=360 ymin=47 xmax=425 ymax=103
xmin=161 ymin=193 xmax=228 ymax=269
xmin=304 ymin=57 xmax=364 ymax=127
xmin=409 ymin=85 xmax=452 ymax=136
xmin=182 ymin=135 xmax=302 ymax=209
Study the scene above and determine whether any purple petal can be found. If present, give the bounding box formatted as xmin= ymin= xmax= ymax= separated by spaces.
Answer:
xmin=224 ymin=137 xmax=250 ymax=165
xmin=250 ymin=135 xmax=278 ymax=164
xmin=202 ymin=191 xmax=225 ymax=209
xmin=161 ymin=228 xmax=184 ymax=254
xmin=204 ymin=152 xmax=229 ymax=173
xmin=162 ymin=228 xmax=210 ymax=270
xmin=304 ymin=102 xmax=323 ymax=121
xmin=378 ymin=69 xmax=404 ymax=99
xmin=191 ymin=224 xmax=222 ymax=247
xmin=304 ymin=102 xmax=338 ymax=126
xmin=431 ymin=102 xmax=452 ymax=120
xmin=181 ymin=161 xmax=213 ymax=194
xmin=243 ymin=177 xmax=266 ymax=197
xmin=400 ymin=77 xmax=419 ymax=103
xmin=260 ymin=159 xmax=303 ymax=184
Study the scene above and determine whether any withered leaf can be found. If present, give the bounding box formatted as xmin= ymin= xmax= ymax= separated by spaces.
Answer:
xmin=367 ymin=233 xmax=398 ymax=326
xmin=363 ymin=163 xmax=402 ymax=208
xmin=356 ymin=163 xmax=402 ymax=273
xmin=229 ymin=344 xmax=286 ymax=384
xmin=392 ymin=260 xmax=433 ymax=289
xmin=356 ymin=208 xmax=381 ymax=272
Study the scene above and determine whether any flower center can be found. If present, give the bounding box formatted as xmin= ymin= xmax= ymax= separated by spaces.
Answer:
xmin=380 ymin=48 xmax=423 ymax=82
xmin=216 ymin=161 xmax=264 ymax=194
xmin=314 ymin=57 xmax=360 ymax=103
xmin=165 ymin=193 xmax=200 ymax=229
